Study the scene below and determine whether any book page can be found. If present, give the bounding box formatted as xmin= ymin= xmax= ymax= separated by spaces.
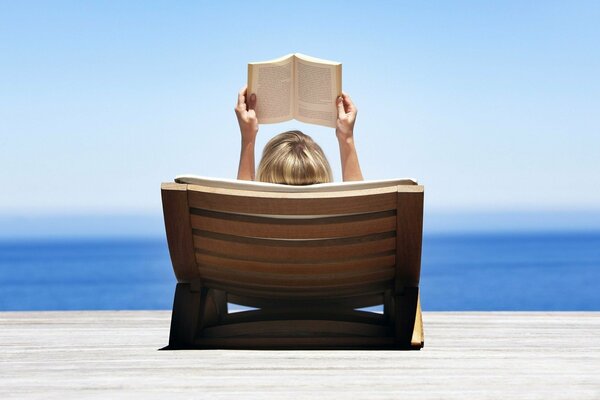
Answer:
xmin=248 ymin=55 xmax=294 ymax=124
xmin=293 ymin=54 xmax=341 ymax=128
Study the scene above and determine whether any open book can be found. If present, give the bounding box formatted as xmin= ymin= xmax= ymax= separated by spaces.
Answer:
xmin=248 ymin=53 xmax=342 ymax=128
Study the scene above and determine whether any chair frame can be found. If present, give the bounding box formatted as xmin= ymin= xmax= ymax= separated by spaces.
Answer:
xmin=161 ymin=181 xmax=424 ymax=350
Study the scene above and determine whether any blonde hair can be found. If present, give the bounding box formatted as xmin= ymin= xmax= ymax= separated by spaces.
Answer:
xmin=257 ymin=130 xmax=333 ymax=185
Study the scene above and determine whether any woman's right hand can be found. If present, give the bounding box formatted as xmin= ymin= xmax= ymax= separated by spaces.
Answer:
xmin=235 ymin=85 xmax=258 ymax=142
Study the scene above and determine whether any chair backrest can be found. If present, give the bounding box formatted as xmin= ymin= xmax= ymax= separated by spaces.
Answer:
xmin=161 ymin=177 xmax=424 ymax=308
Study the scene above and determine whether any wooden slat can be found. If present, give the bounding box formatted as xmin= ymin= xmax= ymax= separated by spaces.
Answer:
xmin=201 ymin=320 xmax=392 ymax=338
xmin=220 ymin=308 xmax=385 ymax=326
xmin=226 ymin=293 xmax=384 ymax=310
xmin=195 ymin=252 xmax=395 ymax=275
xmin=193 ymin=336 xmax=397 ymax=349
xmin=161 ymin=183 xmax=200 ymax=282
xmin=193 ymin=231 xmax=396 ymax=262
xmin=187 ymin=186 xmax=397 ymax=215
xmin=198 ymin=266 xmax=395 ymax=288
xmin=204 ymin=280 xmax=390 ymax=300
xmin=190 ymin=209 xmax=396 ymax=239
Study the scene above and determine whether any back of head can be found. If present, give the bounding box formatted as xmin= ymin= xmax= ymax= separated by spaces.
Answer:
xmin=257 ymin=130 xmax=333 ymax=185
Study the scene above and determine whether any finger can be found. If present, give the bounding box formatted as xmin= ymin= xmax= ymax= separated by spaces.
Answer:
xmin=341 ymin=90 xmax=352 ymax=104
xmin=342 ymin=93 xmax=356 ymax=112
xmin=247 ymin=93 xmax=257 ymax=110
xmin=336 ymin=96 xmax=345 ymax=117
xmin=237 ymin=94 xmax=246 ymax=109
xmin=237 ymin=86 xmax=247 ymax=107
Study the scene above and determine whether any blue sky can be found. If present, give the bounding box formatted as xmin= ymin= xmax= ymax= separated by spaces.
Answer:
xmin=1 ymin=1 xmax=599 ymax=235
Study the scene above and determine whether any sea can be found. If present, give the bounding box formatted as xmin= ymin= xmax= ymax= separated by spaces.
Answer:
xmin=1 ymin=232 xmax=599 ymax=311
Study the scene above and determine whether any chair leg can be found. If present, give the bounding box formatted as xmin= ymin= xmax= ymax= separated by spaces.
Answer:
xmin=167 ymin=282 xmax=203 ymax=349
xmin=200 ymin=289 xmax=228 ymax=328
xmin=394 ymin=286 xmax=419 ymax=349
xmin=411 ymin=294 xmax=424 ymax=348
xmin=383 ymin=290 xmax=393 ymax=323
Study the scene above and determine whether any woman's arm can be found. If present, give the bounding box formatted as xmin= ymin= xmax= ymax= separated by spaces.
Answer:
xmin=235 ymin=85 xmax=258 ymax=180
xmin=336 ymin=92 xmax=363 ymax=181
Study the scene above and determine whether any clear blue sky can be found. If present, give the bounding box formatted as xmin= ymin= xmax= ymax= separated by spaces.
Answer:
xmin=1 ymin=1 xmax=599 ymax=234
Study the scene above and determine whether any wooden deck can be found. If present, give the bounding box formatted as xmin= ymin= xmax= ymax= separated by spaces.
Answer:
xmin=0 ymin=311 xmax=598 ymax=399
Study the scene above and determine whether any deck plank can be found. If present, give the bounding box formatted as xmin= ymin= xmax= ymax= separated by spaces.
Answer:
xmin=0 ymin=311 xmax=598 ymax=399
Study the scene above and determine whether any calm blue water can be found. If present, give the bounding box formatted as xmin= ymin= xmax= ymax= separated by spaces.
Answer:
xmin=0 ymin=232 xmax=599 ymax=311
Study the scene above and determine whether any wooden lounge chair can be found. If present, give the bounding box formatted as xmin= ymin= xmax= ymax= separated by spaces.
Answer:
xmin=161 ymin=176 xmax=425 ymax=350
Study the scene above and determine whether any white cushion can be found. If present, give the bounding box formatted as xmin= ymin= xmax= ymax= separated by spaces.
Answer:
xmin=174 ymin=175 xmax=417 ymax=193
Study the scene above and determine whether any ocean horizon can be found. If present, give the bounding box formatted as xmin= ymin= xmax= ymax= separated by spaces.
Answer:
xmin=1 ymin=230 xmax=598 ymax=312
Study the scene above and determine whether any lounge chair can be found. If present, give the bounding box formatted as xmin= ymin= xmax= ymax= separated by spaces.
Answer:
xmin=161 ymin=176 xmax=424 ymax=350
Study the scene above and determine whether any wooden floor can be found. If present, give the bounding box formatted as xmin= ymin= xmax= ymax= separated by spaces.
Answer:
xmin=0 ymin=311 xmax=598 ymax=399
